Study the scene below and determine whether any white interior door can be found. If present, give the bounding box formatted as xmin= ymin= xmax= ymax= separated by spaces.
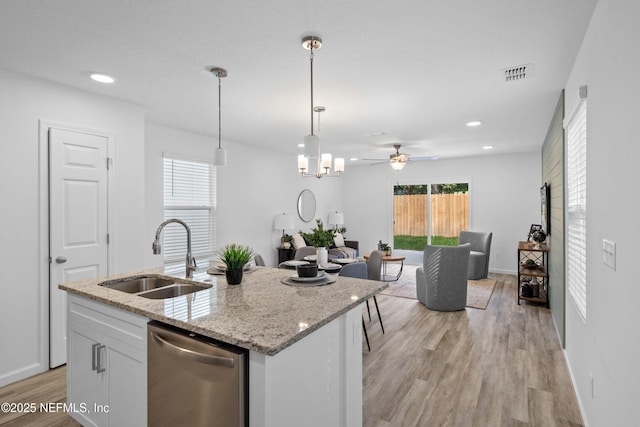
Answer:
xmin=49 ymin=128 xmax=109 ymax=368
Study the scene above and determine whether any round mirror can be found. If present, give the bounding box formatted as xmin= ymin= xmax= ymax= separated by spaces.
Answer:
xmin=297 ymin=189 xmax=316 ymax=223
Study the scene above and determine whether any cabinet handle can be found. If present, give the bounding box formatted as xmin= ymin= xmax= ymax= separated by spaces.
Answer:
xmin=91 ymin=343 xmax=100 ymax=371
xmin=96 ymin=344 xmax=106 ymax=373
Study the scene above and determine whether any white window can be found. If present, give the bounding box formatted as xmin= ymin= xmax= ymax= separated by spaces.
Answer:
xmin=565 ymin=91 xmax=587 ymax=321
xmin=163 ymin=155 xmax=216 ymax=264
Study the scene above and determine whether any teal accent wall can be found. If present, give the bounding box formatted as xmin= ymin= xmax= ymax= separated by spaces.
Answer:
xmin=541 ymin=91 xmax=565 ymax=347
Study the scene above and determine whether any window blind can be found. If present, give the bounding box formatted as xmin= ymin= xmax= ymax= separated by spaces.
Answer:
xmin=163 ymin=156 xmax=215 ymax=263
xmin=565 ymin=96 xmax=587 ymax=321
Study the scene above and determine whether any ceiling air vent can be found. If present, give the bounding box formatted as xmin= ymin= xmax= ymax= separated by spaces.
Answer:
xmin=502 ymin=63 xmax=532 ymax=82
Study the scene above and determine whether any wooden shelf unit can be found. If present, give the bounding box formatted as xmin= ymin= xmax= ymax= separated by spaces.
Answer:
xmin=517 ymin=241 xmax=549 ymax=307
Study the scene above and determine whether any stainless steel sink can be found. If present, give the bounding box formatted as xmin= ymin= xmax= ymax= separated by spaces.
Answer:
xmin=138 ymin=284 xmax=205 ymax=299
xmin=99 ymin=276 xmax=175 ymax=293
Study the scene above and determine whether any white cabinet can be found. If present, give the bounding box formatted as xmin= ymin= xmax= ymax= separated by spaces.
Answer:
xmin=66 ymin=295 xmax=148 ymax=427
xmin=249 ymin=304 xmax=364 ymax=427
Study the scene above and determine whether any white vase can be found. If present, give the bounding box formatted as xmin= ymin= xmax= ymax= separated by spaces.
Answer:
xmin=316 ymin=247 xmax=328 ymax=266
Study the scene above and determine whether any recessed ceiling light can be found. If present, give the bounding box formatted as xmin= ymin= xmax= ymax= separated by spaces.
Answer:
xmin=90 ymin=73 xmax=115 ymax=84
xmin=482 ymin=145 xmax=494 ymax=150
xmin=297 ymin=143 xmax=305 ymax=148
xmin=466 ymin=120 xmax=482 ymax=127
xmin=350 ymin=158 xmax=358 ymax=161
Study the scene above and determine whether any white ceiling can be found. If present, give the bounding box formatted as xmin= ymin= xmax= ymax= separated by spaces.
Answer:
xmin=0 ymin=0 xmax=597 ymax=163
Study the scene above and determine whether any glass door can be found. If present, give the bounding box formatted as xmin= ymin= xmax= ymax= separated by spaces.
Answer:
xmin=429 ymin=183 xmax=468 ymax=246
xmin=393 ymin=182 xmax=468 ymax=250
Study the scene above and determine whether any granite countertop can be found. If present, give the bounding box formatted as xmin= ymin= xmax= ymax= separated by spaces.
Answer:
xmin=59 ymin=266 xmax=387 ymax=356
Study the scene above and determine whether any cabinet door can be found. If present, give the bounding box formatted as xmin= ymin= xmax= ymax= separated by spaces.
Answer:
xmin=105 ymin=339 xmax=146 ymax=427
xmin=67 ymin=321 xmax=108 ymax=427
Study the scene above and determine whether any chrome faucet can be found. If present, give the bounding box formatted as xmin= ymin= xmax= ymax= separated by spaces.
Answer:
xmin=152 ymin=219 xmax=197 ymax=278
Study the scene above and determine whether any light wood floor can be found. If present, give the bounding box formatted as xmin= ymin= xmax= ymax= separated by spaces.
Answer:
xmin=362 ymin=274 xmax=583 ymax=426
xmin=0 ymin=274 xmax=582 ymax=426
xmin=0 ymin=366 xmax=79 ymax=426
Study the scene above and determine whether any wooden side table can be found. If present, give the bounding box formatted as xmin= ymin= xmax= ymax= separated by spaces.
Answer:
xmin=517 ymin=241 xmax=549 ymax=307
xmin=277 ymin=247 xmax=295 ymax=264
xmin=363 ymin=252 xmax=406 ymax=282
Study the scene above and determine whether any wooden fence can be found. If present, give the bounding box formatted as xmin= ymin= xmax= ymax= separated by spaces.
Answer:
xmin=393 ymin=194 xmax=468 ymax=237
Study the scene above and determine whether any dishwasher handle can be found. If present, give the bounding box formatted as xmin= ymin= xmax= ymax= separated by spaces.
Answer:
xmin=150 ymin=331 xmax=236 ymax=368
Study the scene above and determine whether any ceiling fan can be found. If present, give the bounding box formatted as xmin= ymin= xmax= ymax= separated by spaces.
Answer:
xmin=363 ymin=144 xmax=436 ymax=170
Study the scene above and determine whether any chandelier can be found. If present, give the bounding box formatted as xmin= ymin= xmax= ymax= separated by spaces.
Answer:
xmin=297 ymin=35 xmax=344 ymax=178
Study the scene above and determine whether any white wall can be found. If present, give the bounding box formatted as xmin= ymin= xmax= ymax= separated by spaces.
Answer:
xmin=563 ymin=0 xmax=640 ymax=424
xmin=342 ymin=152 xmax=542 ymax=273
xmin=0 ymin=70 xmax=147 ymax=386
xmin=145 ymin=123 xmax=343 ymax=268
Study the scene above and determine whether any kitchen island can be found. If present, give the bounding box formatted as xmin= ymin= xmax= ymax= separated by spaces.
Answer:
xmin=60 ymin=265 xmax=387 ymax=426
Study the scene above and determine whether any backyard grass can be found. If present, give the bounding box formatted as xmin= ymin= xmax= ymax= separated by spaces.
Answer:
xmin=394 ymin=235 xmax=459 ymax=250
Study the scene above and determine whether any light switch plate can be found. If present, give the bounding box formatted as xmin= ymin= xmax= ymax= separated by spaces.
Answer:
xmin=602 ymin=239 xmax=616 ymax=270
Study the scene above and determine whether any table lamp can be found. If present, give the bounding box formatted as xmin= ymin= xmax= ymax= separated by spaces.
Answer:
xmin=328 ymin=211 xmax=344 ymax=232
xmin=274 ymin=213 xmax=294 ymax=248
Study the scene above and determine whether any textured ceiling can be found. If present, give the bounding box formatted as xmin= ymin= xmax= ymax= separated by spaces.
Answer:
xmin=0 ymin=0 xmax=597 ymax=163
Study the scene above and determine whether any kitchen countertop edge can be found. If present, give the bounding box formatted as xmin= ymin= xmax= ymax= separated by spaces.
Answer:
xmin=60 ymin=267 xmax=388 ymax=356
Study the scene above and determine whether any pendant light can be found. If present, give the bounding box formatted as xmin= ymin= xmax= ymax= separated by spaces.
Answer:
xmin=210 ymin=67 xmax=228 ymax=166
xmin=298 ymin=35 xmax=344 ymax=179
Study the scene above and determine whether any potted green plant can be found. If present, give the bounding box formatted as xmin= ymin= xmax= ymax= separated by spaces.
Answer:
xmin=282 ymin=233 xmax=294 ymax=249
xmin=217 ymin=243 xmax=254 ymax=285
xmin=301 ymin=219 xmax=335 ymax=265
xmin=301 ymin=219 xmax=335 ymax=248
xmin=378 ymin=241 xmax=391 ymax=256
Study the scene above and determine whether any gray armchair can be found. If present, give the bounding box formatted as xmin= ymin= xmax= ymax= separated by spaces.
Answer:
xmin=458 ymin=231 xmax=492 ymax=279
xmin=416 ymin=243 xmax=471 ymax=311
xmin=294 ymin=246 xmax=317 ymax=260
xmin=254 ymin=254 xmax=266 ymax=266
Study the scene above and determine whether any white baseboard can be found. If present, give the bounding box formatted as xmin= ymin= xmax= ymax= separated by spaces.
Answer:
xmin=489 ymin=268 xmax=517 ymax=275
xmin=563 ymin=349 xmax=590 ymax=427
xmin=0 ymin=362 xmax=46 ymax=388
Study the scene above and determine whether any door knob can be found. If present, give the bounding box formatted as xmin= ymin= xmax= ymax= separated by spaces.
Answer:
xmin=55 ymin=256 xmax=67 ymax=264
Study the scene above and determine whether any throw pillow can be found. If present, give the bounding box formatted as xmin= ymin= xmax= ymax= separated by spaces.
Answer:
xmin=292 ymin=233 xmax=306 ymax=250
xmin=334 ymin=232 xmax=345 ymax=248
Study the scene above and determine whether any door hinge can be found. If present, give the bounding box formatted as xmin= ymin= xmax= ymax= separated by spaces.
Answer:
xmin=106 ymin=157 xmax=113 ymax=170
xmin=49 ymin=256 xmax=52 ymax=264
xmin=106 ymin=233 xmax=110 ymax=244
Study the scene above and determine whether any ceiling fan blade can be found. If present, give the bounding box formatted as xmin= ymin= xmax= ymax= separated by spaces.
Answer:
xmin=410 ymin=156 xmax=439 ymax=161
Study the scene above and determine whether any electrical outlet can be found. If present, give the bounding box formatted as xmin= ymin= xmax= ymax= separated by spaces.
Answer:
xmin=602 ymin=239 xmax=616 ymax=270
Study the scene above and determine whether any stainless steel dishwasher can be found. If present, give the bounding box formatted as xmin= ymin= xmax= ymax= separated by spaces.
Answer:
xmin=148 ymin=321 xmax=248 ymax=427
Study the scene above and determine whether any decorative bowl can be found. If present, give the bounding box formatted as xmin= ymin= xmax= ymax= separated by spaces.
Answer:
xmin=296 ymin=264 xmax=318 ymax=278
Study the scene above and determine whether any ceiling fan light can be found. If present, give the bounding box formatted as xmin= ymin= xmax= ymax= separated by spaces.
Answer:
xmin=390 ymin=160 xmax=406 ymax=171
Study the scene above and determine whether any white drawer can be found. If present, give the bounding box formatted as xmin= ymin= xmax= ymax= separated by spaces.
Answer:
xmin=68 ymin=294 xmax=148 ymax=350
